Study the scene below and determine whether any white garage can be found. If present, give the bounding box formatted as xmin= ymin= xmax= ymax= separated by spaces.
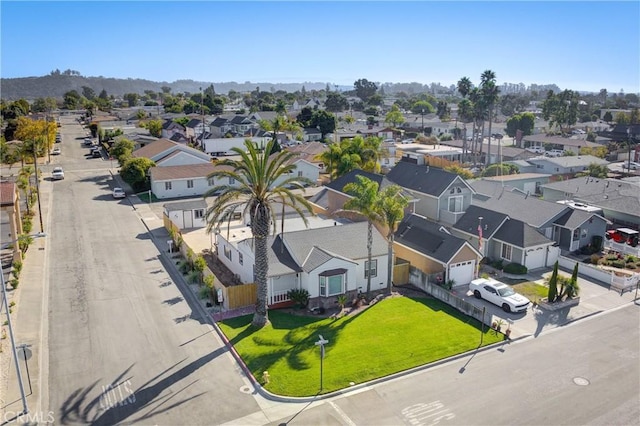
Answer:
xmin=524 ymin=246 xmax=547 ymax=270
xmin=447 ymin=260 xmax=476 ymax=287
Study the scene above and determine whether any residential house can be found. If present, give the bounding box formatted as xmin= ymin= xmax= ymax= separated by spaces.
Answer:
xmin=286 ymin=142 xmax=327 ymax=172
xmin=150 ymin=163 xmax=228 ymax=199
xmin=479 ymin=173 xmax=552 ymax=195
xmin=0 ymin=181 xmax=23 ymax=263
xmin=185 ymin=118 xmax=209 ymax=140
xmin=303 ymin=127 xmax=323 ymax=142
xmin=216 ymin=220 xmax=389 ymax=308
xmin=394 ymin=214 xmax=482 ymax=287
xmin=541 ymin=177 xmax=640 ymax=228
xmin=132 ymin=138 xmax=211 ymax=166
xmin=452 ymin=205 xmax=559 ymax=270
xmin=309 ymin=169 xmax=417 ymax=218
xmin=386 ymin=159 xmax=475 ymax=225
xmin=440 ymin=139 xmax=537 ymax=162
xmin=469 ymin=181 xmax=606 ymax=255
xmin=163 ymin=200 xmax=208 ymax=229
xmin=161 ymin=120 xmax=187 ymax=140
xmin=525 ymin=155 xmax=609 ymax=177
xmin=229 ymin=115 xmax=254 ymax=134
xmin=519 ymin=134 xmax=601 ymax=153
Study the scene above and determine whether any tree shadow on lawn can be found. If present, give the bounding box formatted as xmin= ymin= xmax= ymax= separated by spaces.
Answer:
xmin=222 ymin=306 xmax=365 ymax=375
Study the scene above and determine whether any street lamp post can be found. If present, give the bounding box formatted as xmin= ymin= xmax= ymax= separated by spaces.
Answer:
xmin=421 ymin=108 xmax=425 ymax=135
xmin=627 ymin=128 xmax=632 ymax=173
xmin=0 ymin=232 xmax=46 ymax=416
xmin=315 ymin=334 xmax=329 ymax=392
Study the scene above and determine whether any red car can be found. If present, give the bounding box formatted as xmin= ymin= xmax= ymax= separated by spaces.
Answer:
xmin=605 ymin=228 xmax=639 ymax=247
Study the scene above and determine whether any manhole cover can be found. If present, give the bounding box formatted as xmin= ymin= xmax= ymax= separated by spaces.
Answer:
xmin=239 ymin=385 xmax=252 ymax=394
xmin=573 ymin=377 xmax=590 ymax=386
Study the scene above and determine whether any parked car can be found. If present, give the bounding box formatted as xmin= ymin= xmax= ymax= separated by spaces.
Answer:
xmin=526 ymin=146 xmax=545 ymax=154
xmin=469 ymin=278 xmax=530 ymax=313
xmin=622 ymin=161 xmax=640 ymax=170
xmin=91 ymin=149 xmax=102 ymax=158
xmin=605 ymin=228 xmax=639 ymax=247
xmin=51 ymin=167 xmax=64 ymax=180
xmin=84 ymin=138 xmax=94 ymax=146
xmin=50 ymin=147 xmax=61 ymax=155
xmin=545 ymin=149 xmax=565 ymax=157
xmin=112 ymin=187 xmax=126 ymax=199
xmin=55 ymin=134 xmax=62 ymax=143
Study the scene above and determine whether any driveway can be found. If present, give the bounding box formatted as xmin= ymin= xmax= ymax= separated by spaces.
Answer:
xmin=454 ymin=268 xmax=637 ymax=339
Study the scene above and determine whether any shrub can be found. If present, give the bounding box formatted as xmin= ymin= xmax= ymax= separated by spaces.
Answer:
xmin=626 ymin=263 xmax=636 ymax=270
xmin=590 ymin=254 xmax=601 ymax=265
xmin=9 ymin=279 xmax=19 ymax=289
xmin=187 ymin=270 xmax=201 ymax=284
xmin=547 ymin=262 xmax=558 ymax=302
xmin=11 ymin=261 xmax=22 ymax=279
xmin=198 ymin=286 xmax=211 ymax=300
xmin=287 ymin=288 xmax=310 ymax=308
xmin=203 ymin=274 xmax=215 ymax=289
xmin=491 ymin=259 xmax=504 ymax=270
xmin=178 ymin=259 xmax=191 ymax=274
xmin=503 ymin=263 xmax=528 ymax=275
xmin=611 ymin=260 xmax=625 ymax=269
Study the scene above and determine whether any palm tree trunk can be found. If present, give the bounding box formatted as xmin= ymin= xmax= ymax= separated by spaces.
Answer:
xmin=251 ymin=206 xmax=270 ymax=328
xmin=386 ymin=234 xmax=394 ymax=294
xmin=366 ymin=221 xmax=372 ymax=299
xmin=486 ymin=107 xmax=493 ymax=166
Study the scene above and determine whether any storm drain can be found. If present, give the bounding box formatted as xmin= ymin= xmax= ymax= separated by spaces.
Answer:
xmin=573 ymin=377 xmax=590 ymax=386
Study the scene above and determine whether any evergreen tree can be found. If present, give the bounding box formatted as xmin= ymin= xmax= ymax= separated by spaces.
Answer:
xmin=547 ymin=261 xmax=559 ymax=302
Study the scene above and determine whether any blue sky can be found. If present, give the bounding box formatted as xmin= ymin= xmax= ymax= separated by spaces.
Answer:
xmin=2 ymin=1 xmax=639 ymax=93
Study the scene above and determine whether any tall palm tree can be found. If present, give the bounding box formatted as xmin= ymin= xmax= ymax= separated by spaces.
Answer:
xmin=480 ymin=70 xmax=499 ymax=166
xmin=457 ymin=77 xmax=473 ymax=161
xmin=376 ymin=184 xmax=408 ymax=293
xmin=317 ymin=136 xmax=382 ymax=181
xmin=342 ymin=175 xmax=382 ymax=299
xmin=203 ymin=139 xmax=314 ymax=328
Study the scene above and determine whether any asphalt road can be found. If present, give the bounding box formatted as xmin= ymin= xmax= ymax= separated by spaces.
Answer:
xmin=255 ymin=303 xmax=639 ymax=426
xmin=45 ymin=116 xmax=259 ymax=425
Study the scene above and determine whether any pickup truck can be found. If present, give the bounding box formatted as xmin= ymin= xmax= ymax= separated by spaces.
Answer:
xmin=469 ymin=278 xmax=530 ymax=313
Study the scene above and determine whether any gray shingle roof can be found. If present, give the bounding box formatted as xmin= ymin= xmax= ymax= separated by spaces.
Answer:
xmin=553 ymin=208 xmax=594 ymax=229
xmin=542 ymin=177 xmax=640 ymax=217
xmin=163 ymin=200 xmax=207 ymax=212
xmin=386 ymin=161 xmax=460 ymax=197
xmin=395 ymin=214 xmax=470 ymax=264
xmin=453 ymin=205 xmax=508 ymax=239
xmin=470 ymin=183 xmax=569 ymax=228
xmin=492 ymin=218 xmax=553 ymax=248
xmin=281 ymin=221 xmax=386 ymax=266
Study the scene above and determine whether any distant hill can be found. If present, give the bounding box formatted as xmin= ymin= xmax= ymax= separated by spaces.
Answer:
xmin=0 ymin=74 xmax=330 ymax=100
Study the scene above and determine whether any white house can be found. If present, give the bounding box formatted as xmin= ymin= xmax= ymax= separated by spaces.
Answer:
xmin=202 ymin=137 xmax=265 ymax=156
xmin=163 ymin=200 xmax=208 ymax=229
xmin=150 ymin=163 xmax=235 ymax=199
xmin=132 ymin=138 xmax=211 ymax=166
xmin=216 ymin=220 xmax=389 ymax=308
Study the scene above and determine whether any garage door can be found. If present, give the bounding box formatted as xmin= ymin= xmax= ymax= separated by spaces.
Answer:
xmin=448 ymin=260 xmax=476 ymax=286
xmin=525 ymin=247 xmax=546 ymax=270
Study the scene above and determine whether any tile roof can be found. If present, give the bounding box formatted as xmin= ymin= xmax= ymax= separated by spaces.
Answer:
xmin=150 ymin=163 xmax=225 ymax=181
xmin=0 ymin=181 xmax=16 ymax=206
xmin=386 ymin=161 xmax=461 ymax=197
xmin=528 ymin=155 xmax=609 ymax=167
xmin=132 ymin=138 xmax=177 ymax=159
xmin=395 ymin=214 xmax=471 ymax=264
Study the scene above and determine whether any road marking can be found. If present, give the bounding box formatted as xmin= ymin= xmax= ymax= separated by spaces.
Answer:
xmin=328 ymin=401 xmax=357 ymax=426
xmin=401 ymin=401 xmax=455 ymax=426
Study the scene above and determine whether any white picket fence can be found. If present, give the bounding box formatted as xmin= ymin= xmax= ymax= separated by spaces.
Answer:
xmin=558 ymin=255 xmax=640 ymax=294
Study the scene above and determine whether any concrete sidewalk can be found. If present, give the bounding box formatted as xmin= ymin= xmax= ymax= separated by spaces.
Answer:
xmin=1 ymin=177 xmax=53 ymax=422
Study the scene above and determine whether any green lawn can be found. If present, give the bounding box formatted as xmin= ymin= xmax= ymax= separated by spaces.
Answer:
xmin=218 ymin=297 xmax=502 ymax=396
xmin=511 ymin=281 xmax=548 ymax=302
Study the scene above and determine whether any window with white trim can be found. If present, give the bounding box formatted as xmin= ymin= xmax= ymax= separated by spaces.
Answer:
xmin=229 ymin=177 xmax=235 ymax=185
xmin=239 ymin=253 xmax=243 ymax=265
xmin=501 ymin=243 xmax=512 ymax=261
xmin=165 ymin=182 xmax=172 ymax=190
xmin=223 ymin=245 xmax=232 ymax=261
xmin=208 ymin=177 xmax=215 ymax=186
xmin=448 ymin=195 xmax=464 ymax=213
xmin=365 ymin=260 xmax=377 ymax=278
xmin=194 ymin=209 xmax=204 ymax=219
xmin=187 ymin=180 xmax=194 ymax=188
xmin=319 ymin=273 xmax=345 ymax=297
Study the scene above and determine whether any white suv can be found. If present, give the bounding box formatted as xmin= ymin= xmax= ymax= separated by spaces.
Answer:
xmin=545 ymin=149 xmax=565 ymax=157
